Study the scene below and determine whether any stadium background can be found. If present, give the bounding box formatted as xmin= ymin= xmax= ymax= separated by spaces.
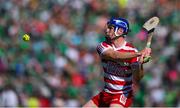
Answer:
xmin=0 ymin=0 xmax=180 ymax=107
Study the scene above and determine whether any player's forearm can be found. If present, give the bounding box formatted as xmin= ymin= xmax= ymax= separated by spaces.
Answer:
xmin=102 ymin=49 xmax=141 ymax=61
xmin=132 ymin=63 xmax=144 ymax=82
xmin=137 ymin=64 xmax=144 ymax=81
xmin=114 ymin=52 xmax=141 ymax=60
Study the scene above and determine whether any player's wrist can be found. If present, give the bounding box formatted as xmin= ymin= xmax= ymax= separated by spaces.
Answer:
xmin=135 ymin=52 xmax=141 ymax=56
xmin=130 ymin=62 xmax=142 ymax=71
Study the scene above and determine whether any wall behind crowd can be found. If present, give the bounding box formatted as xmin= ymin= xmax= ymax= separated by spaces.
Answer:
xmin=0 ymin=0 xmax=180 ymax=107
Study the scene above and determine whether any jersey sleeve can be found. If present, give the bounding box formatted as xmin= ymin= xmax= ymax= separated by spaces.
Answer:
xmin=96 ymin=42 xmax=112 ymax=55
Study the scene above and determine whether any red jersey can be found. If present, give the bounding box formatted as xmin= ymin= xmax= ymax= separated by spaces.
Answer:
xmin=96 ymin=41 xmax=138 ymax=94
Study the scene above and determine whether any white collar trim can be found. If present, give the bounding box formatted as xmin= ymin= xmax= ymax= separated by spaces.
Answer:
xmin=112 ymin=41 xmax=127 ymax=50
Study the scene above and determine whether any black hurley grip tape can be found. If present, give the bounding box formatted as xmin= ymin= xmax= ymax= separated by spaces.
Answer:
xmin=142 ymin=27 xmax=155 ymax=34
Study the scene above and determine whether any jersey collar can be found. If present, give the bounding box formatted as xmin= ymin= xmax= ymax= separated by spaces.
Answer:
xmin=112 ymin=41 xmax=127 ymax=50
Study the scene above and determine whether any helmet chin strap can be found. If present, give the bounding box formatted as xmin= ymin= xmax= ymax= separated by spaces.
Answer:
xmin=106 ymin=34 xmax=125 ymax=42
xmin=105 ymin=27 xmax=127 ymax=42
xmin=111 ymin=28 xmax=125 ymax=41
xmin=114 ymin=28 xmax=120 ymax=37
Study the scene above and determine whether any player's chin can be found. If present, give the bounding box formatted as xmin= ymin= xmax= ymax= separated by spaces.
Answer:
xmin=105 ymin=37 xmax=112 ymax=42
xmin=105 ymin=34 xmax=110 ymax=38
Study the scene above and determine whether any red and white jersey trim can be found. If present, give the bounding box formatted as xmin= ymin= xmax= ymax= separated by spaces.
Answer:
xmin=104 ymin=78 xmax=132 ymax=85
xmin=104 ymin=73 xmax=132 ymax=82
xmin=105 ymin=83 xmax=132 ymax=90
xmin=104 ymin=88 xmax=132 ymax=94
xmin=96 ymin=42 xmax=112 ymax=55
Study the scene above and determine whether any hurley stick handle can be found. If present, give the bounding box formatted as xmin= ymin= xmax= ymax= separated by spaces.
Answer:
xmin=143 ymin=32 xmax=153 ymax=63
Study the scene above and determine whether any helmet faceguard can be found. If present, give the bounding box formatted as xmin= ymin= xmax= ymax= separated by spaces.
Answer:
xmin=107 ymin=18 xmax=130 ymax=37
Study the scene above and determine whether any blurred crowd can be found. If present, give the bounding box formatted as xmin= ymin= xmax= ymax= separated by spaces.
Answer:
xmin=0 ymin=0 xmax=180 ymax=107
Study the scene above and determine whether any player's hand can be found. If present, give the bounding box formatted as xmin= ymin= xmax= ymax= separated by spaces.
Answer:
xmin=139 ymin=48 xmax=151 ymax=63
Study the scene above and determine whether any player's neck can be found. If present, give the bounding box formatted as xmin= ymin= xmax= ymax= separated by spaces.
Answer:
xmin=112 ymin=37 xmax=125 ymax=48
